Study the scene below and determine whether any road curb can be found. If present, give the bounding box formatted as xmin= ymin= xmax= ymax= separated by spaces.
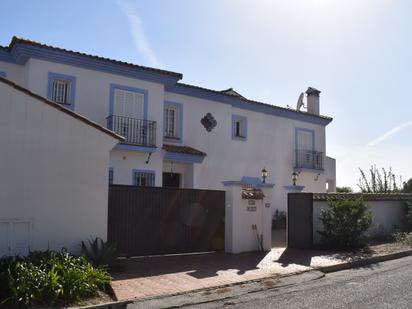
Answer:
xmin=318 ymin=249 xmax=412 ymax=273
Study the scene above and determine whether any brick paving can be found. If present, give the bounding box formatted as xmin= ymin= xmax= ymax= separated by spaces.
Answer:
xmin=110 ymin=246 xmax=352 ymax=301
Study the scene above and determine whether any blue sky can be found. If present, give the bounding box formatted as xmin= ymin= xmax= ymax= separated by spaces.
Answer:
xmin=1 ymin=0 xmax=411 ymax=189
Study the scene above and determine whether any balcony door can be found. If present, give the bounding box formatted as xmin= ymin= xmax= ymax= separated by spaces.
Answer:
xmin=114 ymin=89 xmax=144 ymax=119
xmin=296 ymin=129 xmax=314 ymax=167
xmin=297 ymin=129 xmax=313 ymax=151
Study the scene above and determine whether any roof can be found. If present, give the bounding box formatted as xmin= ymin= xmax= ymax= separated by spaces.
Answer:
xmin=5 ymin=36 xmax=182 ymax=80
xmin=1 ymin=37 xmax=333 ymax=125
xmin=242 ymin=188 xmax=265 ymax=200
xmin=313 ymin=193 xmax=412 ymax=202
xmin=162 ymin=144 xmax=206 ymax=157
xmin=0 ymin=77 xmax=124 ymax=141
xmin=220 ymin=88 xmax=246 ymax=99
xmin=171 ymin=83 xmax=333 ymax=124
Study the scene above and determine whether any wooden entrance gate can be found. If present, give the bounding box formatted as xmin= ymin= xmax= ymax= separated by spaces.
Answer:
xmin=287 ymin=193 xmax=313 ymax=249
xmin=108 ymin=185 xmax=225 ymax=256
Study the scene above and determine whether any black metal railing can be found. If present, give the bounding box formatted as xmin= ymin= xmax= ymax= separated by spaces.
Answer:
xmin=107 ymin=115 xmax=156 ymax=147
xmin=295 ymin=149 xmax=324 ymax=170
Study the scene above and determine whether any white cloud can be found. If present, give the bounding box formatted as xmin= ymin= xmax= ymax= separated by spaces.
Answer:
xmin=367 ymin=120 xmax=412 ymax=147
xmin=118 ymin=1 xmax=162 ymax=68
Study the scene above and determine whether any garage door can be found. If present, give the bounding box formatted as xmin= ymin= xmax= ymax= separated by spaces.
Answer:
xmin=0 ymin=220 xmax=31 ymax=257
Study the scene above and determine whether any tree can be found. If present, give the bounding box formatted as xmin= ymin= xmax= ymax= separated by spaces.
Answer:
xmin=358 ymin=165 xmax=401 ymax=193
xmin=318 ymin=197 xmax=372 ymax=249
xmin=402 ymin=178 xmax=412 ymax=193
xmin=336 ymin=186 xmax=353 ymax=193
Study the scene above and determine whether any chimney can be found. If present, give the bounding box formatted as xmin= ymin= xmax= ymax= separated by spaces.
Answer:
xmin=305 ymin=87 xmax=321 ymax=116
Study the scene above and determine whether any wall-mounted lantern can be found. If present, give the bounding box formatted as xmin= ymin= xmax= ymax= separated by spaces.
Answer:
xmin=292 ymin=172 xmax=299 ymax=186
xmin=261 ymin=168 xmax=268 ymax=184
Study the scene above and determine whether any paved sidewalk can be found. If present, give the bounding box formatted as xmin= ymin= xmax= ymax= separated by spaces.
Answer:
xmin=110 ymin=247 xmax=358 ymax=301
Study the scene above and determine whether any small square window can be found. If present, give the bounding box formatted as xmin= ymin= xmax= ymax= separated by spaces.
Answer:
xmin=133 ymin=170 xmax=155 ymax=187
xmin=47 ymin=72 xmax=76 ymax=110
xmin=232 ymin=115 xmax=247 ymax=141
xmin=51 ymin=79 xmax=71 ymax=104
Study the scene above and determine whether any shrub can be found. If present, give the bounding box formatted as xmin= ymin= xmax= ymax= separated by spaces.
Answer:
xmin=393 ymin=232 xmax=412 ymax=246
xmin=81 ymin=237 xmax=117 ymax=268
xmin=405 ymin=201 xmax=412 ymax=230
xmin=318 ymin=197 xmax=372 ymax=249
xmin=0 ymin=249 xmax=110 ymax=307
xmin=336 ymin=186 xmax=353 ymax=193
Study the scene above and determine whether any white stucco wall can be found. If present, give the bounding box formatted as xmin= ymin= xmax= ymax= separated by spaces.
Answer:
xmin=313 ymin=200 xmax=407 ymax=244
xmin=0 ymin=55 xmax=335 ymax=216
xmin=325 ymin=156 xmax=336 ymax=192
xmin=165 ymin=91 xmax=328 ymax=214
xmin=0 ymin=81 xmax=118 ymax=255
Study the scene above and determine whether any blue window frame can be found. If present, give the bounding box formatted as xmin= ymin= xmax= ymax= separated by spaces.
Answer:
xmin=0 ymin=71 xmax=6 ymax=78
xmin=109 ymin=168 xmax=114 ymax=185
xmin=164 ymin=101 xmax=183 ymax=143
xmin=232 ymin=115 xmax=247 ymax=141
xmin=47 ymin=72 xmax=76 ymax=110
xmin=132 ymin=169 xmax=155 ymax=187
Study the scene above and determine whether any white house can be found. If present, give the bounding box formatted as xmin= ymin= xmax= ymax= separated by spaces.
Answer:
xmin=0 ymin=76 xmax=122 ymax=255
xmin=0 ymin=37 xmax=336 ymax=217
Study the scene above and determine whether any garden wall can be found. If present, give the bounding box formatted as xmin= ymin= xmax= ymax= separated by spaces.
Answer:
xmin=312 ymin=193 xmax=412 ymax=245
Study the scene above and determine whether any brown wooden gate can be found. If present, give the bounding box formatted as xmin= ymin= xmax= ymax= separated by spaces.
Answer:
xmin=108 ymin=185 xmax=225 ymax=256
xmin=287 ymin=193 xmax=313 ymax=249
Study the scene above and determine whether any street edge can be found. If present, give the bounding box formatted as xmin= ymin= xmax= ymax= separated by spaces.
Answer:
xmin=78 ymin=248 xmax=412 ymax=309
xmin=318 ymin=249 xmax=412 ymax=273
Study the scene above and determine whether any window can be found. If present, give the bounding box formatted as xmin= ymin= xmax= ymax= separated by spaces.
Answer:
xmin=0 ymin=71 xmax=6 ymax=78
xmin=113 ymin=88 xmax=145 ymax=119
xmin=232 ymin=115 xmax=247 ymax=141
xmin=51 ymin=79 xmax=70 ymax=104
xmin=133 ymin=170 xmax=155 ymax=187
xmin=108 ymin=168 xmax=114 ymax=185
xmin=164 ymin=101 xmax=183 ymax=142
xmin=47 ymin=72 xmax=76 ymax=110
xmin=165 ymin=107 xmax=177 ymax=137
xmin=235 ymin=120 xmax=245 ymax=138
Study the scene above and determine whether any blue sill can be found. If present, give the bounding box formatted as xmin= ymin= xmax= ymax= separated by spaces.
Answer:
xmin=164 ymin=136 xmax=182 ymax=144
xmin=114 ymin=143 xmax=157 ymax=153
xmin=294 ymin=167 xmax=325 ymax=174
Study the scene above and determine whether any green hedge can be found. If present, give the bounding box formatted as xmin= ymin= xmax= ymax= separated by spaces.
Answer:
xmin=0 ymin=250 xmax=110 ymax=307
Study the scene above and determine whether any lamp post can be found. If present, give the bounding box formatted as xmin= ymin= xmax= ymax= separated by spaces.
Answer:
xmin=261 ymin=168 xmax=268 ymax=184
xmin=292 ymin=172 xmax=298 ymax=186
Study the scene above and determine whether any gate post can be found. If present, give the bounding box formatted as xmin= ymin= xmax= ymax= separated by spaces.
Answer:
xmin=223 ymin=178 xmax=274 ymax=254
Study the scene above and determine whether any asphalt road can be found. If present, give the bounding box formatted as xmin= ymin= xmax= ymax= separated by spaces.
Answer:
xmin=188 ymin=256 xmax=412 ymax=309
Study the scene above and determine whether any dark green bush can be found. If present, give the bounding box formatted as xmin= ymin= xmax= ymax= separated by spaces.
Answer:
xmin=81 ymin=237 xmax=117 ymax=268
xmin=318 ymin=197 xmax=372 ymax=249
xmin=0 ymin=249 xmax=110 ymax=307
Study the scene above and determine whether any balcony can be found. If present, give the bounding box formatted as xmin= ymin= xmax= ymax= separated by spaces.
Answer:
xmin=295 ymin=149 xmax=324 ymax=171
xmin=107 ymin=115 xmax=156 ymax=147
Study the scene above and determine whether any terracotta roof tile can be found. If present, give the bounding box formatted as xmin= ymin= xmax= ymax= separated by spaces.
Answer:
xmin=163 ymin=144 xmax=206 ymax=156
xmin=7 ymin=37 xmax=182 ymax=79
xmin=313 ymin=193 xmax=412 ymax=202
